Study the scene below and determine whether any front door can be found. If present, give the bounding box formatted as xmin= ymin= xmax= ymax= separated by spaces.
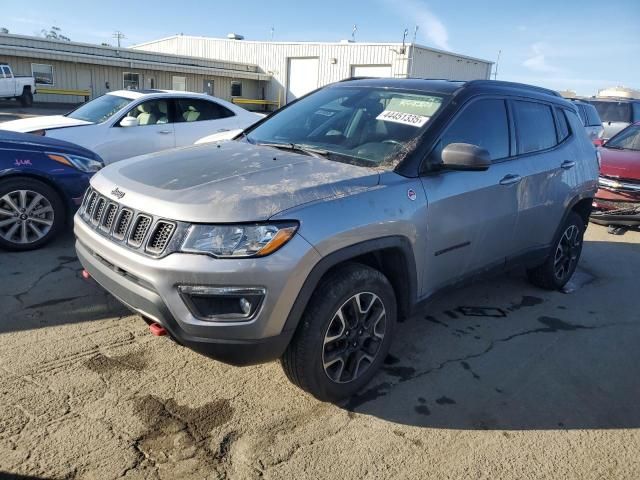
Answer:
xmin=0 ymin=66 xmax=12 ymax=97
xmin=102 ymin=98 xmax=175 ymax=164
xmin=420 ymin=97 xmax=520 ymax=296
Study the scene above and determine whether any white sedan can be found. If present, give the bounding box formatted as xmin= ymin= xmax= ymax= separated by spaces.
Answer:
xmin=0 ymin=90 xmax=262 ymax=164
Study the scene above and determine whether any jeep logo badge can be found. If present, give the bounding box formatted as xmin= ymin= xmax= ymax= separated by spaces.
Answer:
xmin=111 ymin=187 xmax=125 ymax=199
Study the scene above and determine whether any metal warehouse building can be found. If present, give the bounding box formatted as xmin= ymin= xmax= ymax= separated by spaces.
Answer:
xmin=134 ymin=35 xmax=493 ymax=105
xmin=0 ymin=33 xmax=269 ymax=105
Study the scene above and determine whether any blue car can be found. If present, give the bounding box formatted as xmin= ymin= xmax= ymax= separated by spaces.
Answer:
xmin=0 ymin=130 xmax=103 ymax=250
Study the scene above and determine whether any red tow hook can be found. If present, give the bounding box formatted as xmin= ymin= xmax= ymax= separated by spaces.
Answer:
xmin=81 ymin=269 xmax=91 ymax=280
xmin=149 ymin=323 xmax=167 ymax=337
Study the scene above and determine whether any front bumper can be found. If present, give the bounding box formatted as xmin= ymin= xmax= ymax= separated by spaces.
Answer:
xmin=74 ymin=213 xmax=321 ymax=365
xmin=591 ymin=189 xmax=640 ymax=226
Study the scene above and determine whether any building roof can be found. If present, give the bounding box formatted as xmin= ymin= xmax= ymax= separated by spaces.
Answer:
xmin=133 ymin=34 xmax=493 ymax=65
xmin=0 ymin=33 xmax=271 ymax=81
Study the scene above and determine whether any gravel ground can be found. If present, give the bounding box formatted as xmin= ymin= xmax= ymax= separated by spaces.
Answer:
xmin=0 ymin=221 xmax=639 ymax=480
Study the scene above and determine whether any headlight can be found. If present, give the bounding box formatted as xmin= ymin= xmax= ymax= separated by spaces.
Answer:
xmin=47 ymin=153 xmax=104 ymax=173
xmin=180 ymin=222 xmax=298 ymax=258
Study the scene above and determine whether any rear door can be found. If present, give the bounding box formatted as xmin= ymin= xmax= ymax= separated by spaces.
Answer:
xmin=507 ymin=99 xmax=570 ymax=257
xmin=420 ymin=97 xmax=520 ymax=295
xmin=173 ymin=97 xmax=239 ymax=146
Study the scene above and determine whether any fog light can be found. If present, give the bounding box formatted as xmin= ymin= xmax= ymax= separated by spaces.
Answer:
xmin=178 ymin=286 xmax=265 ymax=321
xmin=239 ymin=297 xmax=251 ymax=315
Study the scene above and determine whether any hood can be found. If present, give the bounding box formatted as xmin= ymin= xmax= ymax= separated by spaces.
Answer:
xmin=602 ymin=122 xmax=630 ymax=140
xmin=91 ymin=141 xmax=380 ymax=223
xmin=0 ymin=130 xmax=100 ymax=159
xmin=0 ymin=115 xmax=91 ymax=133
xmin=195 ymin=129 xmax=243 ymax=145
xmin=599 ymin=147 xmax=640 ymax=180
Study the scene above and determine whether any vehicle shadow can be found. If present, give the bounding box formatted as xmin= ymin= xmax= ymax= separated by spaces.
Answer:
xmin=0 ymin=231 xmax=129 ymax=334
xmin=342 ymin=238 xmax=640 ymax=430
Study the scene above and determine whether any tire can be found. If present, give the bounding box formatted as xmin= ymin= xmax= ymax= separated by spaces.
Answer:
xmin=19 ymin=89 xmax=33 ymax=107
xmin=0 ymin=177 xmax=65 ymax=251
xmin=281 ymin=263 xmax=397 ymax=402
xmin=527 ymin=211 xmax=585 ymax=290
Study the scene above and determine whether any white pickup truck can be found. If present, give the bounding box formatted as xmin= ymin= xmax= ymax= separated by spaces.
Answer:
xmin=0 ymin=63 xmax=36 ymax=107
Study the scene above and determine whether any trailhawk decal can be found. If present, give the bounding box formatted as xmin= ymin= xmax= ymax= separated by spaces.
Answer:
xmin=376 ymin=110 xmax=430 ymax=128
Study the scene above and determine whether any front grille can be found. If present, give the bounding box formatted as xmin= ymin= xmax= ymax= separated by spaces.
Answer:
xmin=79 ymin=188 xmax=178 ymax=257
xmin=113 ymin=208 xmax=133 ymax=240
xmin=146 ymin=221 xmax=176 ymax=254
xmin=128 ymin=214 xmax=152 ymax=247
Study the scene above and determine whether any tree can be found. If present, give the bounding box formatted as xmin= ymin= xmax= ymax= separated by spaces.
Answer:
xmin=41 ymin=26 xmax=70 ymax=42
xmin=0 ymin=27 xmax=9 ymax=34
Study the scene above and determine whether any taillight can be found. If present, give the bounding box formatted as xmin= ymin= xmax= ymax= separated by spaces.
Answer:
xmin=596 ymin=150 xmax=602 ymax=170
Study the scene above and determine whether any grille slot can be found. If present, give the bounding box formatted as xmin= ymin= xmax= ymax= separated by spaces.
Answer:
xmin=100 ymin=203 xmax=118 ymax=232
xmin=128 ymin=214 xmax=152 ymax=247
xmin=112 ymin=208 xmax=133 ymax=240
xmin=85 ymin=191 xmax=98 ymax=217
xmin=145 ymin=221 xmax=176 ymax=254
xmin=81 ymin=188 xmax=93 ymax=214
xmin=91 ymin=197 xmax=106 ymax=225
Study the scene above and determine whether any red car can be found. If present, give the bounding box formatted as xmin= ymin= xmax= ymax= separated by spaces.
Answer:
xmin=591 ymin=121 xmax=640 ymax=228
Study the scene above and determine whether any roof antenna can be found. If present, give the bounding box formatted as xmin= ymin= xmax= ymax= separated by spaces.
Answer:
xmin=352 ymin=24 xmax=358 ymax=42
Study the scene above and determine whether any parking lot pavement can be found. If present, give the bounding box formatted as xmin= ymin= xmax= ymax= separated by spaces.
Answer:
xmin=0 ymin=223 xmax=638 ymax=480
xmin=0 ymin=102 xmax=74 ymax=122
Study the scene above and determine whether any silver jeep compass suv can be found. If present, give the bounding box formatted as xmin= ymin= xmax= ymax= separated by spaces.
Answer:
xmin=75 ymin=79 xmax=598 ymax=401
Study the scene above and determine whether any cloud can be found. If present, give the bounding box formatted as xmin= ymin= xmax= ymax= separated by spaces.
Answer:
xmin=381 ymin=0 xmax=451 ymax=51
xmin=523 ymin=42 xmax=561 ymax=73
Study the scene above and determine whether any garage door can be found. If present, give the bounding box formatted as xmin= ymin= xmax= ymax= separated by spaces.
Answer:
xmin=287 ymin=57 xmax=319 ymax=103
xmin=351 ymin=64 xmax=393 ymax=78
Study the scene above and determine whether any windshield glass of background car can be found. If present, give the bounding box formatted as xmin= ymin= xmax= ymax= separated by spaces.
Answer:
xmin=590 ymin=101 xmax=632 ymax=123
xmin=246 ymin=86 xmax=446 ymax=167
xmin=606 ymin=125 xmax=640 ymax=151
xmin=67 ymin=95 xmax=133 ymax=123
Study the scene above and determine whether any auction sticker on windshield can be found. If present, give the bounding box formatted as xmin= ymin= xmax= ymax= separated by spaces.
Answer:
xmin=376 ymin=110 xmax=430 ymax=127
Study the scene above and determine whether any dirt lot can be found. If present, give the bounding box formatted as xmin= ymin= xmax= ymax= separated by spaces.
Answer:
xmin=0 ymin=222 xmax=638 ymax=480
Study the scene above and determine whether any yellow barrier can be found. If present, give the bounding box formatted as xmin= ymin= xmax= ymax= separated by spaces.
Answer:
xmin=232 ymin=98 xmax=280 ymax=109
xmin=37 ymin=88 xmax=91 ymax=100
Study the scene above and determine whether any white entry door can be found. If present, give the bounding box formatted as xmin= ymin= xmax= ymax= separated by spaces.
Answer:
xmin=351 ymin=64 xmax=393 ymax=78
xmin=287 ymin=57 xmax=319 ymax=103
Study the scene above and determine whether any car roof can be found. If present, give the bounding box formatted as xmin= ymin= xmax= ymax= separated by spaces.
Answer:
xmin=106 ymin=89 xmax=214 ymax=100
xmin=0 ymin=130 xmax=100 ymax=159
xmin=587 ymin=97 xmax=640 ymax=103
xmin=335 ymin=77 xmax=566 ymax=104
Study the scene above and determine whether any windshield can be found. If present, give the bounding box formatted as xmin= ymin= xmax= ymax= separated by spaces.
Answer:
xmin=606 ymin=124 xmax=640 ymax=151
xmin=66 ymin=94 xmax=133 ymax=123
xmin=246 ymin=86 xmax=447 ymax=168
xmin=589 ymin=101 xmax=632 ymax=124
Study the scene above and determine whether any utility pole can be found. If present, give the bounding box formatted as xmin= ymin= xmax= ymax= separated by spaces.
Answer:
xmin=493 ymin=49 xmax=501 ymax=80
xmin=113 ymin=31 xmax=126 ymax=48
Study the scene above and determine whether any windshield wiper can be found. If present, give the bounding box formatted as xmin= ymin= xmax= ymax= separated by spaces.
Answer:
xmin=254 ymin=142 xmax=330 ymax=159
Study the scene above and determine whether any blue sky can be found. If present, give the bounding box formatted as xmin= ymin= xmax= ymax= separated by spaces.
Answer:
xmin=2 ymin=0 xmax=638 ymax=95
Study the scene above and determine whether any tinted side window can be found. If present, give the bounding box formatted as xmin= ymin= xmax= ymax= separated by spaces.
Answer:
xmin=175 ymin=98 xmax=235 ymax=123
xmin=585 ymin=105 xmax=601 ymax=126
xmin=513 ymin=101 xmax=557 ymax=154
xmin=439 ymin=98 xmax=509 ymax=161
xmin=633 ymin=103 xmax=640 ymax=122
xmin=555 ymin=108 xmax=571 ymax=142
xmin=575 ymin=104 xmax=587 ymax=125
xmin=124 ymin=99 xmax=170 ymax=126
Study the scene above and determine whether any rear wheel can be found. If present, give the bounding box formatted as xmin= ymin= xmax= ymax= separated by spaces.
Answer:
xmin=19 ymin=89 xmax=33 ymax=107
xmin=281 ymin=263 xmax=397 ymax=401
xmin=0 ymin=178 xmax=65 ymax=251
xmin=527 ymin=211 xmax=585 ymax=290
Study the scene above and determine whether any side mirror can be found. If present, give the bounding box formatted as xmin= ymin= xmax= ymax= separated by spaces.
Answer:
xmin=441 ymin=143 xmax=491 ymax=171
xmin=120 ymin=116 xmax=139 ymax=128
xmin=593 ymin=138 xmax=605 ymax=147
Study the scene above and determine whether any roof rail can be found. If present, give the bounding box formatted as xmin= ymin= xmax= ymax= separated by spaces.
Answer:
xmin=465 ymin=79 xmax=561 ymax=97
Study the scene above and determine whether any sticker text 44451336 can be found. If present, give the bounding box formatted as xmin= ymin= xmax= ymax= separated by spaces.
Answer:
xmin=376 ymin=110 xmax=430 ymax=128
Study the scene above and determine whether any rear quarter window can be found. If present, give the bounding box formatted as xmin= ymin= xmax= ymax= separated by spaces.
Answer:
xmin=584 ymin=105 xmax=601 ymax=126
xmin=512 ymin=100 xmax=557 ymax=154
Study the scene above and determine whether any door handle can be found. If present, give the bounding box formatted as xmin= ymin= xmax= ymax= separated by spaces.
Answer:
xmin=499 ymin=174 xmax=522 ymax=186
xmin=561 ymin=160 xmax=576 ymax=169
xmin=158 ymin=130 xmax=172 ymax=135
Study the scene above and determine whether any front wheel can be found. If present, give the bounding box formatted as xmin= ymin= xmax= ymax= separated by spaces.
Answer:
xmin=0 ymin=178 xmax=65 ymax=251
xmin=527 ymin=211 xmax=585 ymax=290
xmin=281 ymin=263 xmax=397 ymax=402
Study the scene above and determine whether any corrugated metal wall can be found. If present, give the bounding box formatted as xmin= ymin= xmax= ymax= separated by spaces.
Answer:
xmin=1 ymin=54 xmax=261 ymax=104
xmin=135 ymin=36 xmax=492 ymax=103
